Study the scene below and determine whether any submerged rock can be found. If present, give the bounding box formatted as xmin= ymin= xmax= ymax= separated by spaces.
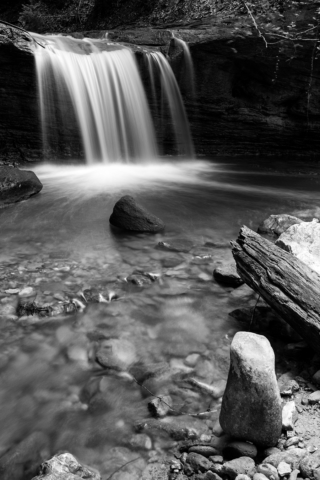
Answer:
xmin=257 ymin=215 xmax=303 ymax=236
xmin=275 ymin=220 xmax=320 ymax=275
xmin=220 ymin=332 xmax=282 ymax=447
xmin=109 ymin=195 xmax=164 ymax=233
xmin=0 ymin=166 xmax=43 ymax=207
xmin=32 ymin=452 xmax=100 ymax=479
xmin=213 ymin=263 xmax=244 ymax=287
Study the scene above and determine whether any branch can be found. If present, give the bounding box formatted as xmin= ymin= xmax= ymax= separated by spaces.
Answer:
xmin=242 ymin=1 xmax=268 ymax=47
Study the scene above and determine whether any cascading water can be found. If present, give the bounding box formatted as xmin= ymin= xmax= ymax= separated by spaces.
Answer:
xmin=170 ymin=33 xmax=195 ymax=96
xmin=145 ymin=52 xmax=194 ymax=158
xmin=32 ymin=34 xmax=194 ymax=163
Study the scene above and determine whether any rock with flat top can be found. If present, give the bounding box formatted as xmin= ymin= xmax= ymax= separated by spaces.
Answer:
xmin=220 ymin=332 xmax=282 ymax=447
xmin=32 ymin=452 xmax=100 ymax=479
xmin=109 ymin=195 xmax=164 ymax=233
xmin=221 ymin=457 xmax=256 ymax=479
xmin=213 ymin=263 xmax=244 ymax=287
xmin=275 ymin=220 xmax=320 ymax=275
xmin=258 ymin=215 xmax=302 ymax=236
xmin=0 ymin=166 xmax=43 ymax=207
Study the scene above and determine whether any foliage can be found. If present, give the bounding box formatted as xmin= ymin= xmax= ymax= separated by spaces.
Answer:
xmin=18 ymin=0 xmax=44 ymax=32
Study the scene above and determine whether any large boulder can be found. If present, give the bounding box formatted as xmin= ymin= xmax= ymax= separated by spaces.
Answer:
xmin=109 ymin=195 xmax=164 ymax=233
xmin=257 ymin=215 xmax=303 ymax=236
xmin=275 ymin=220 xmax=320 ymax=275
xmin=32 ymin=452 xmax=100 ymax=480
xmin=219 ymin=332 xmax=282 ymax=448
xmin=0 ymin=166 xmax=43 ymax=206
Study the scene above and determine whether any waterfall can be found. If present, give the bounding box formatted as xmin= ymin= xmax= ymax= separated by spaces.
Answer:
xmin=32 ymin=34 xmax=194 ymax=163
xmin=145 ymin=52 xmax=194 ymax=158
xmin=170 ymin=33 xmax=195 ymax=96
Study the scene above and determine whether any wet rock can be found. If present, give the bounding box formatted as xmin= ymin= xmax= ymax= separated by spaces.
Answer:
xmin=285 ymin=437 xmax=300 ymax=449
xmin=263 ymin=448 xmax=307 ymax=470
xmin=186 ymin=452 xmax=212 ymax=472
xmin=148 ymin=395 xmax=172 ymax=418
xmin=220 ymin=332 xmax=282 ymax=447
xmin=282 ymin=401 xmax=297 ymax=431
xmin=157 ymin=239 xmax=194 ymax=253
xmin=221 ymin=457 xmax=256 ymax=479
xmin=189 ymin=446 xmax=220 ymax=458
xmin=0 ymin=166 xmax=43 ymax=207
xmin=223 ymin=441 xmax=258 ymax=460
xmin=278 ymin=462 xmax=292 ymax=477
xmin=210 ymin=456 xmax=224 ymax=464
xmin=96 ymin=338 xmax=136 ymax=371
xmin=32 ymin=452 xmax=100 ymax=479
xmin=126 ymin=270 xmax=159 ymax=286
xmin=205 ymin=473 xmax=223 ymax=480
xmin=0 ymin=432 xmax=49 ymax=480
xmin=257 ymin=463 xmax=279 ymax=480
xmin=275 ymin=220 xmax=320 ymax=275
xmin=258 ymin=215 xmax=302 ymax=236
xmin=109 ymin=195 xmax=164 ymax=233
xmin=300 ymin=452 xmax=320 ymax=480
xmin=307 ymin=391 xmax=320 ymax=405
xmin=213 ymin=263 xmax=244 ymax=287
xmin=235 ymin=475 xmax=252 ymax=480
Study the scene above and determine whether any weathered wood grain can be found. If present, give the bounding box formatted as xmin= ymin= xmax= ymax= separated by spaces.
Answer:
xmin=232 ymin=226 xmax=320 ymax=351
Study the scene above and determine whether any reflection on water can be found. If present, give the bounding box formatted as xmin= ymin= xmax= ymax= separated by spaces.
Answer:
xmin=0 ymin=158 xmax=320 ymax=477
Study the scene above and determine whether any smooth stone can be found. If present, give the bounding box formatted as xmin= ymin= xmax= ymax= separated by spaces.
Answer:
xmin=0 ymin=166 xmax=43 ymax=206
xmin=213 ymin=263 xmax=244 ymax=287
xmin=223 ymin=441 xmax=258 ymax=460
xmin=96 ymin=338 xmax=136 ymax=371
xmin=220 ymin=332 xmax=282 ymax=447
xmin=221 ymin=457 xmax=256 ymax=479
xmin=300 ymin=453 xmax=320 ymax=480
xmin=209 ymin=456 xmax=224 ymax=464
xmin=212 ymin=419 xmax=225 ymax=437
xmin=257 ymin=463 xmax=279 ymax=480
xmin=282 ymin=402 xmax=297 ymax=431
xmin=263 ymin=448 xmax=281 ymax=459
xmin=157 ymin=239 xmax=194 ymax=253
xmin=264 ymin=449 xmax=307 ymax=470
xmin=278 ymin=462 xmax=292 ymax=477
xmin=189 ymin=446 xmax=220 ymax=458
xmin=275 ymin=220 xmax=320 ymax=275
xmin=254 ymin=474 xmax=270 ymax=480
xmin=109 ymin=195 xmax=164 ymax=233
xmin=308 ymin=391 xmax=320 ymax=405
xmin=235 ymin=475 xmax=252 ymax=480
xmin=186 ymin=452 xmax=213 ymax=472
xmin=205 ymin=473 xmax=223 ymax=480
xmin=31 ymin=452 xmax=100 ymax=479
xmin=285 ymin=437 xmax=300 ymax=448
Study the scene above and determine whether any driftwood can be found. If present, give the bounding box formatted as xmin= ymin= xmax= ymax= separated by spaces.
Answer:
xmin=232 ymin=226 xmax=320 ymax=351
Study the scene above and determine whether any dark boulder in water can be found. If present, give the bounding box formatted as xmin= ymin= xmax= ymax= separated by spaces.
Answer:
xmin=0 ymin=166 xmax=43 ymax=207
xmin=109 ymin=195 xmax=165 ymax=233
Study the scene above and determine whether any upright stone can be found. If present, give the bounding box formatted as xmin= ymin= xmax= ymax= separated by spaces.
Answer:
xmin=109 ymin=195 xmax=164 ymax=233
xmin=220 ymin=332 xmax=282 ymax=447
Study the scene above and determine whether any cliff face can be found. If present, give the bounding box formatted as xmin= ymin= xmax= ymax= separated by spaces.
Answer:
xmin=0 ymin=9 xmax=319 ymax=162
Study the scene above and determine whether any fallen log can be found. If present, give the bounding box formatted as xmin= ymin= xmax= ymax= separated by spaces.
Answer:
xmin=231 ymin=226 xmax=320 ymax=351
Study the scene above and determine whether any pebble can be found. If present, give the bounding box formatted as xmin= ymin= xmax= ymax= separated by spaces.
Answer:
xmin=185 ymin=353 xmax=201 ymax=367
xmin=282 ymin=401 xmax=296 ymax=431
xmin=263 ymin=448 xmax=281 ymax=458
xmin=308 ymin=391 xmax=320 ymax=405
xmin=223 ymin=441 xmax=258 ymax=460
xmin=253 ymin=474 xmax=270 ymax=480
xmin=222 ymin=457 xmax=256 ymax=479
xmin=288 ymin=469 xmax=300 ymax=480
xmin=278 ymin=461 xmax=292 ymax=477
xmin=148 ymin=395 xmax=172 ymax=418
xmin=186 ymin=452 xmax=213 ymax=472
xmin=209 ymin=456 xmax=224 ymax=464
xmin=189 ymin=446 xmax=220 ymax=458
xmin=205 ymin=473 xmax=223 ymax=480
xmin=257 ymin=463 xmax=279 ymax=480
xmin=285 ymin=437 xmax=300 ymax=449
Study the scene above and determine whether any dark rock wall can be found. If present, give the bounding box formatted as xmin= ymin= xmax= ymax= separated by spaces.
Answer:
xmin=0 ymin=23 xmax=320 ymax=162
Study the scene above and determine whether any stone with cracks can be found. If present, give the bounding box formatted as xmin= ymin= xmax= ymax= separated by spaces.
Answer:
xmin=32 ymin=452 xmax=100 ymax=480
xmin=258 ymin=214 xmax=303 ymax=236
xmin=275 ymin=220 xmax=320 ymax=275
xmin=0 ymin=166 xmax=43 ymax=207
xmin=219 ymin=332 xmax=282 ymax=447
xmin=109 ymin=195 xmax=164 ymax=233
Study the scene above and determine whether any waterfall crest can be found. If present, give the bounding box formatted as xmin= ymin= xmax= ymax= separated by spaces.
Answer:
xmin=33 ymin=34 xmax=194 ymax=163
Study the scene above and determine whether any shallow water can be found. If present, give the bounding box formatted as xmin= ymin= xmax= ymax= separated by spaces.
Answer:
xmin=0 ymin=157 xmax=319 ymax=476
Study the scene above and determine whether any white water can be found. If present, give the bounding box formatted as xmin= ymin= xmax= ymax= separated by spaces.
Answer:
xmin=146 ymin=52 xmax=195 ymax=157
xmin=171 ymin=33 xmax=195 ymax=96
xmin=33 ymin=35 xmax=194 ymax=163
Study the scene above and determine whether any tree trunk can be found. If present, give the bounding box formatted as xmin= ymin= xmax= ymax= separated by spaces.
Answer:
xmin=232 ymin=226 xmax=320 ymax=351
